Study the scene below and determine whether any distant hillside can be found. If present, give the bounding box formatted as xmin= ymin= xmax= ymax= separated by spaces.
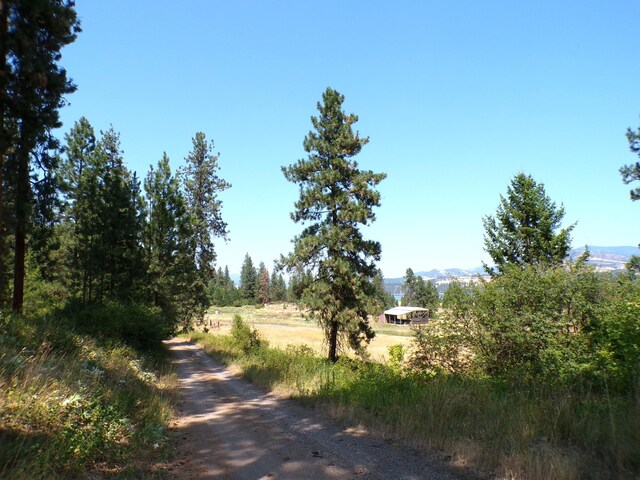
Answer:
xmin=570 ymin=246 xmax=638 ymax=271
xmin=383 ymin=246 xmax=637 ymax=294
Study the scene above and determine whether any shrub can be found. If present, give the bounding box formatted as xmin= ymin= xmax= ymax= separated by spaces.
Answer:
xmin=230 ymin=315 xmax=263 ymax=353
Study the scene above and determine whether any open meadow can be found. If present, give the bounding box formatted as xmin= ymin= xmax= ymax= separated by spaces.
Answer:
xmin=201 ymin=303 xmax=413 ymax=361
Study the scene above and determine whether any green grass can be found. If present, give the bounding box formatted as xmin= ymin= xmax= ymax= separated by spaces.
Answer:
xmin=0 ymin=311 xmax=178 ymax=479
xmin=188 ymin=328 xmax=640 ymax=480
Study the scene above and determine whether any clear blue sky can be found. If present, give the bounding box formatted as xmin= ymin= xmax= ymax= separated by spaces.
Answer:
xmin=56 ymin=1 xmax=640 ymax=278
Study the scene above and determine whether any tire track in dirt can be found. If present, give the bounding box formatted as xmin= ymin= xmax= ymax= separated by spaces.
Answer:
xmin=165 ymin=339 xmax=473 ymax=480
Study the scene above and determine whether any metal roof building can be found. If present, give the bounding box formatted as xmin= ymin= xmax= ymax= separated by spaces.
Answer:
xmin=382 ymin=306 xmax=429 ymax=325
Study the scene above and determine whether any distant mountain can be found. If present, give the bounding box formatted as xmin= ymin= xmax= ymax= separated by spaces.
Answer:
xmin=570 ymin=246 xmax=638 ymax=271
xmin=415 ymin=267 xmax=486 ymax=279
xmin=383 ymin=246 xmax=637 ymax=294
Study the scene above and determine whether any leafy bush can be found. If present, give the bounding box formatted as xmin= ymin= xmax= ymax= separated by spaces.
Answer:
xmin=230 ymin=315 xmax=264 ymax=353
xmin=587 ymin=278 xmax=640 ymax=394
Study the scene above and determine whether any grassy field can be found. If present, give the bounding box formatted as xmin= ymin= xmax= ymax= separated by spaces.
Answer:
xmin=200 ymin=304 xmax=413 ymax=360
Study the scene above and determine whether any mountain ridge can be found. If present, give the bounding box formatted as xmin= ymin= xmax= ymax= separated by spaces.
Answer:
xmin=384 ymin=245 xmax=638 ymax=284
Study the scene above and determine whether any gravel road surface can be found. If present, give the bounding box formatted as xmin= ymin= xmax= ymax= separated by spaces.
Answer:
xmin=165 ymin=339 xmax=476 ymax=480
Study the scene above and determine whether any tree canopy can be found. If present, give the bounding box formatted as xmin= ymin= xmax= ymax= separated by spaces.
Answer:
xmin=280 ymin=87 xmax=386 ymax=362
xmin=483 ymin=173 xmax=575 ymax=276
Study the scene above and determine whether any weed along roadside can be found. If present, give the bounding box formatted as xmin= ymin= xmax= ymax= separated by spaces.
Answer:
xmin=0 ymin=307 xmax=179 ymax=479
xmin=185 ymin=309 xmax=640 ymax=480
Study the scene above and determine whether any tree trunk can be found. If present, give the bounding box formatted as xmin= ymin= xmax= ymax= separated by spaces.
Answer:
xmin=12 ymin=145 xmax=29 ymax=313
xmin=328 ymin=319 xmax=339 ymax=362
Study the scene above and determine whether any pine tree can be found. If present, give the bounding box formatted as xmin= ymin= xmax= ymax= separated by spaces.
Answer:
xmin=621 ymin=125 xmax=640 ymax=202
xmin=371 ymin=269 xmax=395 ymax=310
xmin=621 ymin=123 xmax=640 ymax=265
xmin=280 ymin=87 xmax=386 ymax=362
xmin=0 ymin=0 xmax=80 ymax=312
xmin=483 ymin=173 xmax=575 ymax=276
xmin=95 ymin=127 xmax=145 ymax=302
xmin=269 ymin=269 xmax=287 ymax=303
xmin=240 ymin=253 xmax=257 ymax=303
xmin=144 ymin=153 xmax=199 ymax=328
xmin=401 ymin=268 xmax=417 ymax=305
xmin=413 ymin=277 xmax=439 ymax=317
xmin=59 ymin=117 xmax=103 ymax=302
xmin=181 ymin=132 xmax=230 ymax=285
xmin=257 ymin=261 xmax=270 ymax=304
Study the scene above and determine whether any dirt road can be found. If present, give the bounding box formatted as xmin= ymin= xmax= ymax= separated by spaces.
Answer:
xmin=165 ymin=339 xmax=473 ymax=480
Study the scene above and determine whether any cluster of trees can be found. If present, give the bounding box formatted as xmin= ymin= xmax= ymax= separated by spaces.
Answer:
xmin=0 ymin=2 xmax=234 ymax=334
xmin=49 ymin=121 xmax=228 ymax=329
xmin=400 ymin=268 xmax=439 ymax=315
xmin=206 ymin=255 xmax=288 ymax=307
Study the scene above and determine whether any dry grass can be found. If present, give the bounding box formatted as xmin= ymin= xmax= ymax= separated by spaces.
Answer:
xmin=201 ymin=304 xmax=413 ymax=360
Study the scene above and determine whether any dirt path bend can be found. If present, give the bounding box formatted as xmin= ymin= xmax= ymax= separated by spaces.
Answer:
xmin=165 ymin=339 xmax=472 ymax=480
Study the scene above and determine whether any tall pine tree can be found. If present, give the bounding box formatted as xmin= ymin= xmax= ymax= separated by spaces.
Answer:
xmin=94 ymin=127 xmax=145 ymax=302
xmin=257 ymin=261 xmax=270 ymax=304
xmin=240 ymin=253 xmax=257 ymax=303
xmin=621 ymin=124 xmax=640 ymax=202
xmin=0 ymin=0 xmax=80 ymax=311
xmin=144 ymin=153 xmax=199 ymax=328
xmin=280 ymin=87 xmax=386 ymax=362
xmin=181 ymin=132 xmax=230 ymax=286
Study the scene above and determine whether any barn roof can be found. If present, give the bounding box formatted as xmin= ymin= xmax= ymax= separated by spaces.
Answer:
xmin=383 ymin=306 xmax=428 ymax=316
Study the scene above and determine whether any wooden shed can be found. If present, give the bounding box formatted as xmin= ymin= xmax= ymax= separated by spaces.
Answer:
xmin=382 ymin=306 xmax=429 ymax=325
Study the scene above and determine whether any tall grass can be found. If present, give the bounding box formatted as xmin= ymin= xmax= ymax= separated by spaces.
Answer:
xmin=0 ymin=311 xmax=178 ymax=478
xmin=189 ymin=329 xmax=640 ymax=479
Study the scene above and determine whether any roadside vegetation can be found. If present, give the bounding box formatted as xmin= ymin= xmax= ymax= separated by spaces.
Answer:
xmin=0 ymin=304 xmax=178 ymax=479
xmin=190 ymin=268 xmax=640 ymax=480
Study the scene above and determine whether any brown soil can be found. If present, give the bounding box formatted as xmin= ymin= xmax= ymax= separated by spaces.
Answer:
xmin=164 ymin=339 xmax=475 ymax=480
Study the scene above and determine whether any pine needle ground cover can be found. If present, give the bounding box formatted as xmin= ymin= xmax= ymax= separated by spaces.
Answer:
xmin=0 ymin=311 xmax=178 ymax=479
xmin=189 ymin=319 xmax=640 ymax=480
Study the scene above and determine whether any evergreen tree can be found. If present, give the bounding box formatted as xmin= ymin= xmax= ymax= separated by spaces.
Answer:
xmin=483 ymin=173 xmax=575 ymax=276
xmin=181 ymin=132 xmax=230 ymax=285
xmin=240 ymin=253 xmax=257 ymax=303
xmin=413 ymin=277 xmax=439 ymax=317
xmin=207 ymin=265 xmax=240 ymax=306
xmin=401 ymin=268 xmax=417 ymax=305
xmin=280 ymin=87 xmax=386 ymax=362
xmin=144 ymin=153 xmax=199 ymax=329
xmin=269 ymin=269 xmax=287 ymax=303
xmin=371 ymin=269 xmax=396 ymax=310
xmin=0 ymin=0 xmax=80 ymax=312
xmin=59 ymin=117 xmax=103 ymax=302
xmin=621 ymin=124 xmax=640 ymax=202
xmin=95 ymin=128 xmax=145 ymax=302
xmin=257 ymin=261 xmax=270 ymax=304
xmin=286 ymin=268 xmax=312 ymax=303
xmin=621 ymin=123 xmax=640 ymax=267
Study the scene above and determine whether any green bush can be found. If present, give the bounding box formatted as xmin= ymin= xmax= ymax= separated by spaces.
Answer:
xmin=587 ymin=281 xmax=640 ymax=394
xmin=230 ymin=315 xmax=264 ymax=353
